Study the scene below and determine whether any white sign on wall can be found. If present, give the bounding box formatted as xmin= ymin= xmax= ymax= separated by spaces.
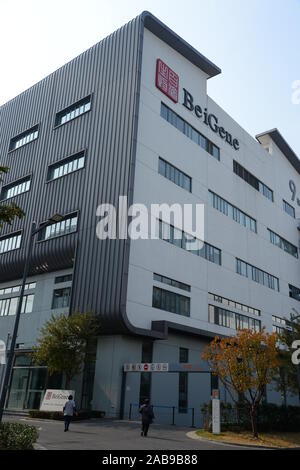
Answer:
xmin=40 ymin=389 xmax=75 ymax=412
xmin=124 ymin=363 xmax=169 ymax=372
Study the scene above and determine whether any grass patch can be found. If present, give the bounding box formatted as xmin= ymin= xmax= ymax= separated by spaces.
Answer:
xmin=196 ymin=429 xmax=300 ymax=448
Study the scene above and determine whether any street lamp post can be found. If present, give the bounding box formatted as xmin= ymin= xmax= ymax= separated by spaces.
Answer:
xmin=0 ymin=214 xmax=63 ymax=423
xmin=290 ymin=311 xmax=300 ymax=401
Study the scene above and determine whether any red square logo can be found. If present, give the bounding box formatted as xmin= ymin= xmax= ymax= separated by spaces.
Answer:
xmin=156 ymin=59 xmax=179 ymax=103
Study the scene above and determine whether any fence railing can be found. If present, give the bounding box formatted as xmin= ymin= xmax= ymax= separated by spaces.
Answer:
xmin=128 ymin=403 xmax=199 ymax=427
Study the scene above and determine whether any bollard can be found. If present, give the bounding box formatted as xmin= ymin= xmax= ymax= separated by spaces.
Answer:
xmin=129 ymin=403 xmax=132 ymax=420
xmin=191 ymin=408 xmax=195 ymax=428
xmin=172 ymin=406 xmax=175 ymax=425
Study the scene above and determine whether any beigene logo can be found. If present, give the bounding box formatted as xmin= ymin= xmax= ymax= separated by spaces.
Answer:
xmin=156 ymin=59 xmax=179 ymax=103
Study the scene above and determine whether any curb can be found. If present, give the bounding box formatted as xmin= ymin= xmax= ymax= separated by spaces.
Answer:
xmin=186 ymin=431 xmax=278 ymax=450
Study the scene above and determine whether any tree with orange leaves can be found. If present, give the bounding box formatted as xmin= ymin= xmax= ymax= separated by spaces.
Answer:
xmin=202 ymin=328 xmax=279 ymax=438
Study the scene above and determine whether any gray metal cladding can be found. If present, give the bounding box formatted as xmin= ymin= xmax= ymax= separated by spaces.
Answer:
xmin=0 ymin=15 xmax=142 ymax=332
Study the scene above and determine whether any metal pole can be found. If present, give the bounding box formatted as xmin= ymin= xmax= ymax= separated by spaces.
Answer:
xmin=0 ymin=221 xmax=36 ymax=423
xmin=191 ymin=407 xmax=195 ymax=428
xmin=119 ymin=370 xmax=127 ymax=420
xmin=129 ymin=403 xmax=132 ymax=421
xmin=172 ymin=406 xmax=175 ymax=425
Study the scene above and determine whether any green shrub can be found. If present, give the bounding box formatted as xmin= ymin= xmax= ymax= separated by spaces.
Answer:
xmin=0 ymin=422 xmax=39 ymax=450
xmin=28 ymin=409 xmax=105 ymax=420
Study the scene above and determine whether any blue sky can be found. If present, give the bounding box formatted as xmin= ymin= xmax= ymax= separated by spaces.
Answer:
xmin=1 ymin=0 xmax=299 ymax=155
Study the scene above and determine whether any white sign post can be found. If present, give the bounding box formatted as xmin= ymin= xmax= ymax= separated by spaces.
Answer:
xmin=0 ymin=341 xmax=5 ymax=365
xmin=40 ymin=390 xmax=75 ymax=412
xmin=212 ymin=389 xmax=221 ymax=435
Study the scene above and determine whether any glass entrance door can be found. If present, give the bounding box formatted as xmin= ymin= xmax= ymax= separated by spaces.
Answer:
xmin=25 ymin=368 xmax=47 ymax=409
xmin=6 ymin=368 xmax=30 ymax=409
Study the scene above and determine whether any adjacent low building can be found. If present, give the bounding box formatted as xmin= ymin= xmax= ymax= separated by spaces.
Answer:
xmin=0 ymin=11 xmax=299 ymax=424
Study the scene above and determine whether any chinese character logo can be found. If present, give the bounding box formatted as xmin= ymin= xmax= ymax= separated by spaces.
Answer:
xmin=156 ymin=59 xmax=179 ymax=103
xmin=45 ymin=391 xmax=52 ymax=401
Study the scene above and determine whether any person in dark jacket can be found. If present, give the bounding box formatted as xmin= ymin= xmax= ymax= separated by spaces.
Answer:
xmin=139 ymin=399 xmax=154 ymax=437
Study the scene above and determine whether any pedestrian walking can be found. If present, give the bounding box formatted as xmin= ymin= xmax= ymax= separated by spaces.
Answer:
xmin=139 ymin=398 xmax=154 ymax=437
xmin=63 ymin=395 xmax=77 ymax=432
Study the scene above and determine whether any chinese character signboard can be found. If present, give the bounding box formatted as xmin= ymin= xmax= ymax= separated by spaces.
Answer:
xmin=124 ymin=363 xmax=169 ymax=372
xmin=156 ymin=59 xmax=179 ymax=103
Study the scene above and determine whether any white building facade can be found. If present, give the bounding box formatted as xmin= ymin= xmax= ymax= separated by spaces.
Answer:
xmin=0 ymin=12 xmax=299 ymax=424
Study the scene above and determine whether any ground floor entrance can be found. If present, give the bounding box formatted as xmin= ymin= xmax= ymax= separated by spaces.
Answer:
xmin=5 ymin=353 xmax=62 ymax=411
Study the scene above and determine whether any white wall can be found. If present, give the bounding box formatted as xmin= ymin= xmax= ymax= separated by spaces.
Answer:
xmin=126 ymin=27 xmax=300 ymax=338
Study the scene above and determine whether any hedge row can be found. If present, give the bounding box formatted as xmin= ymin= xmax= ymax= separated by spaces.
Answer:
xmin=202 ymin=402 xmax=300 ymax=433
xmin=28 ymin=409 xmax=105 ymax=420
xmin=0 ymin=422 xmax=39 ymax=450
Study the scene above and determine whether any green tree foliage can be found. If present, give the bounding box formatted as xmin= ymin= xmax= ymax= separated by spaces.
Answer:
xmin=32 ymin=312 xmax=100 ymax=388
xmin=0 ymin=166 xmax=24 ymax=229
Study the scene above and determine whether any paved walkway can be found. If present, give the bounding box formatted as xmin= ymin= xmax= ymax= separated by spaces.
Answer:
xmin=4 ymin=416 xmax=250 ymax=450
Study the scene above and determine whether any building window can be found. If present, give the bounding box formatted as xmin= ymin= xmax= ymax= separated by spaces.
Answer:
xmin=161 ymin=102 xmax=220 ymax=161
xmin=159 ymin=220 xmax=221 ymax=266
xmin=178 ymin=373 xmax=188 ymax=413
xmin=233 ymin=160 xmax=273 ymax=202
xmin=0 ymin=282 xmax=35 ymax=296
xmin=208 ymin=293 xmax=260 ymax=317
xmin=209 ymin=190 xmax=257 ymax=233
xmin=1 ymin=176 xmax=31 ymax=201
xmin=152 ymin=286 xmax=190 ymax=317
xmin=9 ymin=125 xmax=39 ymax=152
xmin=55 ymin=274 xmax=73 ymax=284
xmin=52 ymin=288 xmax=71 ymax=309
xmin=0 ymin=232 xmax=22 ymax=254
xmin=289 ymin=284 xmax=300 ymax=301
xmin=179 ymin=347 xmax=189 ymax=363
xmin=283 ymin=200 xmax=295 ymax=218
xmin=153 ymin=273 xmax=191 ymax=292
xmin=55 ymin=96 xmax=91 ymax=127
xmin=47 ymin=151 xmax=85 ymax=181
xmin=209 ymin=305 xmax=261 ymax=332
xmin=272 ymin=315 xmax=292 ymax=334
xmin=38 ymin=213 xmax=78 ymax=241
xmin=158 ymin=157 xmax=192 ymax=192
xmin=0 ymin=294 xmax=34 ymax=316
xmin=236 ymin=258 xmax=279 ymax=291
xmin=268 ymin=229 xmax=298 ymax=258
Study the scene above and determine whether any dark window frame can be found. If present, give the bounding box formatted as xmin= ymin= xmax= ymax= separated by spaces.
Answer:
xmin=161 ymin=102 xmax=220 ymax=161
xmin=0 ymin=174 xmax=32 ymax=201
xmin=51 ymin=287 xmax=71 ymax=310
xmin=54 ymin=95 xmax=92 ymax=129
xmin=233 ymin=160 xmax=274 ymax=202
xmin=158 ymin=157 xmax=192 ymax=193
xmin=0 ymin=230 xmax=22 ymax=255
xmin=8 ymin=124 xmax=39 ymax=153
xmin=47 ymin=150 xmax=86 ymax=182
xmin=37 ymin=211 xmax=79 ymax=242
xmin=152 ymin=286 xmax=190 ymax=317
xmin=283 ymin=199 xmax=295 ymax=218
